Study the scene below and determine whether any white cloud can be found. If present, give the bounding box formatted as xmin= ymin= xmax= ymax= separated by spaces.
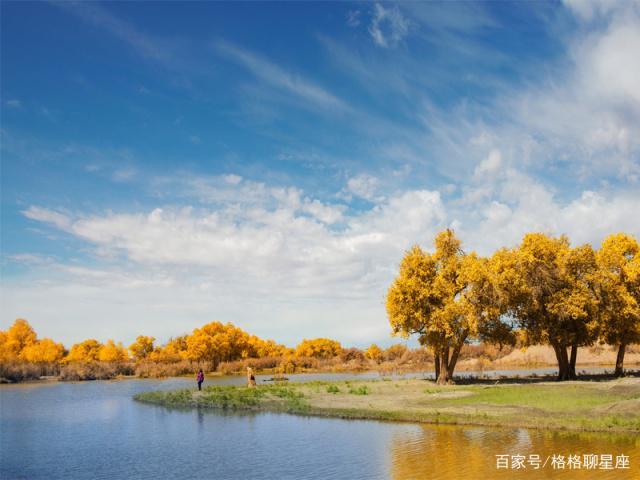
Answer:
xmin=411 ymin=1 xmax=640 ymax=185
xmin=577 ymin=20 xmax=640 ymax=104
xmin=7 ymin=253 xmax=54 ymax=265
xmin=347 ymin=10 xmax=361 ymax=28
xmin=23 ymin=206 xmax=72 ymax=230
xmin=346 ymin=173 xmax=380 ymax=201
xmin=215 ymin=41 xmax=350 ymax=113
xmin=12 ymin=179 xmax=450 ymax=346
xmin=562 ymin=0 xmax=626 ymax=22
xmin=369 ymin=3 xmax=410 ymax=48
xmin=223 ymin=174 xmax=243 ymax=185
xmin=474 ymin=149 xmax=502 ymax=177
xmin=454 ymin=168 xmax=640 ymax=255
xmin=52 ymin=1 xmax=179 ymax=68
xmin=6 ymin=99 xmax=22 ymax=108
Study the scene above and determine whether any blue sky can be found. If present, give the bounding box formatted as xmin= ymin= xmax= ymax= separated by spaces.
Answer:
xmin=1 ymin=1 xmax=639 ymax=348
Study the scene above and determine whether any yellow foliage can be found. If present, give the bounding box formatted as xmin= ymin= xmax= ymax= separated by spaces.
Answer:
xmin=386 ymin=230 xmax=505 ymax=383
xmin=184 ymin=321 xmax=288 ymax=366
xmin=0 ymin=330 xmax=17 ymax=362
xmin=597 ymin=233 xmax=640 ymax=347
xmin=505 ymin=233 xmax=600 ymax=347
xmin=365 ymin=344 xmax=383 ymax=362
xmin=148 ymin=336 xmax=189 ymax=362
xmin=99 ymin=340 xmax=129 ymax=362
xmin=5 ymin=318 xmax=37 ymax=355
xmin=129 ymin=336 xmax=155 ymax=360
xmin=65 ymin=339 xmax=102 ymax=363
xmin=20 ymin=338 xmax=65 ymax=363
xmin=295 ymin=338 xmax=342 ymax=358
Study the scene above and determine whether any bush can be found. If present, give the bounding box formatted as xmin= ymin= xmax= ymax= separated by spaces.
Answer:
xmin=0 ymin=361 xmax=43 ymax=383
xmin=349 ymin=385 xmax=369 ymax=395
xmin=59 ymin=362 xmax=133 ymax=381
xmin=384 ymin=344 xmax=408 ymax=362
xmin=326 ymin=385 xmax=340 ymax=394
xmin=217 ymin=357 xmax=280 ymax=375
xmin=135 ymin=360 xmax=204 ymax=378
xmin=340 ymin=348 xmax=365 ymax=363
xmin=459 ymin=343 xmax=514 ymax=361
xmin=397 ymin=348 xmax=433 ymax=365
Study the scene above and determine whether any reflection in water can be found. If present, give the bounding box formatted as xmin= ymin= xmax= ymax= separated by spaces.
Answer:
xmin=390 ymin=424 xmax=639 ymax=479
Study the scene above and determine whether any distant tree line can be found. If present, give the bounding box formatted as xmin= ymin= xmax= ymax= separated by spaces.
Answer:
xmin=0 ymin=319 xmax=421 ymax=382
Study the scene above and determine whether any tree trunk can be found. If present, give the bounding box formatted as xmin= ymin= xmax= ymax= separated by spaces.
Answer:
xmin=615 ymin=343 xmax=626 ymax=377
xmin=436 ymin=347 xmax=450 ymax=385
xmin=446 ymin=333 xmax=468 ymax=380
xmin=434 ymin=351 xmax=440 ymax=381
xmin=552 ymin=342 xmax=569 ymax=381
xmin=560 ymin=346 xmax=570 ymax=381
xmin=568 ymin=343 xmax=578 ymax=380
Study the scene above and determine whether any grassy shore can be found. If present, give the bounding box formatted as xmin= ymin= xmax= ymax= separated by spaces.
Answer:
xmin=134 ymin=376 xmax=640 ymax=433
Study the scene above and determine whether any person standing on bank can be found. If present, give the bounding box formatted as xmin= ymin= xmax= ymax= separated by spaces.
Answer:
xmin=196 ymin=369 xmax=204 ymax=391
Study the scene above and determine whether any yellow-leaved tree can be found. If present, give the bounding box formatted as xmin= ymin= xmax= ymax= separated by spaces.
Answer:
xmin=129 ymin=336 xmax=155 ymax=361
xmin=365 ymin=344 xmax=383 ymax=363
xmin=184 ymin=321 xmax=255 ymax=368
xmin=387 ymin=230 xmax=508 ymax=384
xmin=98 ymin=340 xmax=129 ymax=363
xmin=597 ymin=233 xmax=640 ymax=376
xmin=4 ymin=319 xmax=37 ymax=358
xmin=0 ymin=330 xmax=12 ymax=362
xmin=295 ymin=338 xmax=342 ymax=358
xmin=65 ymin=339 xmax=102 ymax=363
xmin=148 ymin=335 xmax=189 ymax=363
xmin=496 ymin=234 xmax=600 ymax=380
xmin=20 ymin=338 xmax=65 ymax=364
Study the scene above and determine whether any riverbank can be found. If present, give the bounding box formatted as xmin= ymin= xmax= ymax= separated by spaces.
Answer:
xmin=3 ymin=363 xmax=637 ymax=385
xmin=3 ymin=343 xmax=638 ymax=383
xmin=134 ymin=376 xmax=640 ymax=433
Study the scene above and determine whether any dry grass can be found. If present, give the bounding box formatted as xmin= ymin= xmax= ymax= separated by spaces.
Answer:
xmin=58 ymin=362 xmax=134 ymax=381
xmin=494 ymin=344 xmax=640 ymax=368
xmin=134 ymin=360 xmax=204 ymax=378
xmin=0 ymin=361 xmax=46 ymax=383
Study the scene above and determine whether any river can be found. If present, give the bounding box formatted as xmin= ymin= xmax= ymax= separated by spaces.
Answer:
xmin=1 ymin=372 xmax=637 ymax=479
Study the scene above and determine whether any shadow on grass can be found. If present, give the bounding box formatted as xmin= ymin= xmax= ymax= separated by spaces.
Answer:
xmin=445 ymin=369 xmax=640 ymax=385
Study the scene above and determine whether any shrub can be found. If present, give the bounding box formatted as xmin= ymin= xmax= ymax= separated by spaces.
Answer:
xmin=459 ymin=343 xmax=514 ymax=361
xmin=59 ymin=362 xmax=133 ymax=381
xmin=0 ymin=361 xmax=43 ymax=383
xmin=384 ymin=344 xmax=408 ymax=361
xmin=217 ymin=357 xmax=280 ymax=375
xmin=135 ymin=360 xmax=203 ymax=378
xmin=397 ymin=348 xmax=433 ymax=365
xmin=349 ymin=385 xmax=369 ymax=395
xmin=340 ymin=347 xmax=365 ymax=363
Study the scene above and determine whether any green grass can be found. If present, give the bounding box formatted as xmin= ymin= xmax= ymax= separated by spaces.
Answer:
xmin=134 ymin=378 xmax=640 ymax=433
xmin=135 ymin=384 xmax=310 ymax=411
xmin=348 ymin=385 xmax=370 ymax=395
xmin=430 ymin=384 xmax=635 ymax=411
xmin=326 ymin=385 xmax=340 ymax=394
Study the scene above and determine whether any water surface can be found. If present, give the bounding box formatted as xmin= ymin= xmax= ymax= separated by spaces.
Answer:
xmin=1 ymin=374 xmax=637 ymax=479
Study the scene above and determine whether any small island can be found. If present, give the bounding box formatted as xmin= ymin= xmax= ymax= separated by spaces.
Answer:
xmin=135 ymin=376 xmax=640 ymax=433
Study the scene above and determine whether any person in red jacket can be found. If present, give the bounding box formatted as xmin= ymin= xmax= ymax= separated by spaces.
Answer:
xmin=196 ymin=369 xmax=204 ymax=391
